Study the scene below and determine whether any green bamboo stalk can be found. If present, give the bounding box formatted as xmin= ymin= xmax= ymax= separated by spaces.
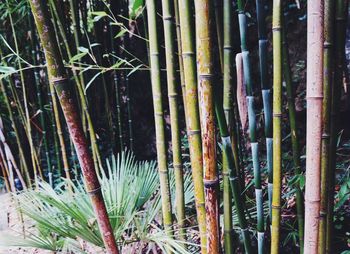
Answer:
xmin=122 ymin=1 xmax=133 ymax=151
xmin=256 ymin=0 xmax=273 ymax=219
xmin=223 ymin=0 xmax=241 ymax=189
xmin=0 ymin=78 xmax=31 ymax=187
xmin=49 ymin=0 xmax=103 ymax=174
xmin=126 ymin=75 xmax=133 ymax=151
xmin=222 ymin=0 xmax=237 ymax=252
xmin=7 ymin=1 xmax=39 ymax=185
xmin=109 ymin=23 xmax=124 ymax=152
xmin=48 ymin=88 xmax=62 ymax=186
xmin=326 ymin=1 xmax=348 ymax=253
xmin=177 ymin=0 xmax=207 ymax=252
xmin=271 ymin=0 xmax=282 ymax=252
xmin=214 ymin=0 xmax=223 ymax=70
xmin=29 ymin=14 xmax=53 ymax=181
xmin=236 ymin=1 xmax=264 ymax=251
xmin=194 ymin=1 xmax=220 ymax=252
xmin=161 ymin=0 xmax=186 ymax=239
xmin=146 ymin=0 xmax=173 ymax=234
xmin=303 ymin=0 xmax=324 ymax=253
xmin=282 ymin=26 xmax=304 ymax=253
xmin=214 ymin=86 xmax=253 ymax=254
xmin=28 ymin=0 xmax=119 ymax=252
xmin=48 ymin=80 xmax=72 ymax=185
xmin=318 ymin=0 xmax=334 ymax=252
xmin=0 ymin=47 xmax=43 ymax=181
xmin=173 ymin=0 xmax=187 ymax=123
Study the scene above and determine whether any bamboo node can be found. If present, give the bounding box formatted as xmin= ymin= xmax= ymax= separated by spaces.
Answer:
xmin=182 ymin=51 xmax=195 ymax=57
xmin=163 ymin=16 xmax=173 ymax=21
xmin=173 ymin=164 xmax=182 ymax=169
xmin=204 ymin=178 xmax=219 ymax=187
xmin=168 ymin=93 xmax=178 ymax=98
xmin=273 ymin=113 xmax=282 ymax=117
xmin=86 ymin=186 xmax=102 ymax=195
xmin=187 ymin=129 xmax=200 ymax=136
xmin=198 ymin=74 xmax=214 ymax=80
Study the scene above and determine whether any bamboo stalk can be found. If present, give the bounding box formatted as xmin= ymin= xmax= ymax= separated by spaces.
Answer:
xmin=0 ymin=154 xmax=11 ymax=192
xmin=318 ymin=0 xmax=334 ymax=252
xmin=109 ymin=22 xmax=124 ymax=152
xmin=222 ymin=0 xmax=238 ymax=252
xmin=223 ymin=0 xmax=242 ymax=190
xmin=215 ymin=53 xmax=253 ymax=254
xmin=236 ymin=1 xmax=264 ymax=250
xmin=282 ymin=26 xmax=304 ymax=253
xmin=173 ymin=0 xmax=187 ymax=123
xmin=194 ymin=1 xmax=220 ymax=253
xmin=29 ymin=14 xmax=53 ymax=182
xmin=146 ymin=0 xmax=173 ymax=234
xmin=271 ymin=0 xmax=282 ymax=252
xmin=48 ymin=81 xmax=72 ymax=186
xmin=177 ymin=0 xmax=207 ymax=251
xmin=303 ymin=0 xmax=324 ymax=253
xmin=326 ymin=1 xmax=348 ymax=252
xmin=161 ymin=0 xmax=186 ymax=239
xmin=0 ymin=77 xmax=31 ymax=187
xmin=256 ymin=0 xmax=273 ymax=219
xmin=28 ymin=0 xmax=119 ymax=252
xmin=49 ymin=0 xmax=103 ymax=174
xmin=7 ymin=1 xmax=39 ymax=186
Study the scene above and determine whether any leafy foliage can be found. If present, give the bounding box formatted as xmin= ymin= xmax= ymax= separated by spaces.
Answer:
xmin=0 ymin=151 xmax=195 ymax=253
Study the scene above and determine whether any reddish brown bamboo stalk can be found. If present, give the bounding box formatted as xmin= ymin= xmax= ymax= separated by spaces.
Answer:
xmin=28 ymin=0 xmax=118 ymax=253
xmin=304 ymin=0 xmax=324 ymax=253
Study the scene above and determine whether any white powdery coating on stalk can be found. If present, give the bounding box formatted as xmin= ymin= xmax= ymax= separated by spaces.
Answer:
xmin=221 ymin=136 xmax=231 ymax=147
xmin=255 ymin=188 xmax=263 ymax=225
xmin=251 ymin=142 xmax=259 ymax=173
xmin=257 ymin=232 xmax=265 ymax=254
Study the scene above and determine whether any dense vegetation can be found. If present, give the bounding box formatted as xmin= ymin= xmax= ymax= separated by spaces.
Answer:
xmin=0 ymin=0 xmax=349 ymax=253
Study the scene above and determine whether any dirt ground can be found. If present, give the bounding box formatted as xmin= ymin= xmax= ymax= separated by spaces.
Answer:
xmin=0 ymin=193 xmax=51 ymax=254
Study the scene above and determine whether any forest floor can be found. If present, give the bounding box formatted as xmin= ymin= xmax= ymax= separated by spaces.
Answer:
xmin=0 ymin=193 xmax=50 ymax=254
xmin=0 ymin=192 xmax=106 ymax=254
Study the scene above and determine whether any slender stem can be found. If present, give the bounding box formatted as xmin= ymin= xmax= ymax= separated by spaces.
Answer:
xmin=146 ymin=0 xmax=173 ymax=234
xmin=177 ymin=0 xmax=207 ymax=251
xmin=8 ymin=0 xmax=40 ymax=185
xmin=161 ymin=0 xmax=186 ymax=240
xmin=271 ymin=0 xmax=282 ymax=252
xmin=256 ymin=0 xmax=273 ymax=221
xmin=318 ymin=0 xmax=334 ymax=252
xmin=174 ymin=0 xmax=187 ymax=126
xmin=326 ymin=1 xmax=348 ymax=253
xmin=237 ymin=2 xmax=264 ymax=250
xmin=282 ymin=24 xmax=304 ymax=254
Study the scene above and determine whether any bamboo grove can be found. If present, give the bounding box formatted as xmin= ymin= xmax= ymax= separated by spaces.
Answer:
xmin=0 ymin=0 xmax=349 ymax=253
